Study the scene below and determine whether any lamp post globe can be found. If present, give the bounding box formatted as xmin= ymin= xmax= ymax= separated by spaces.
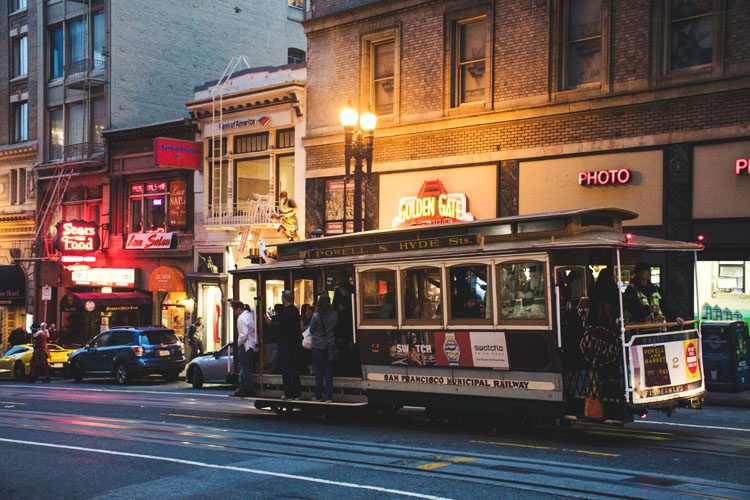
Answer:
xmin=339 ymin=106 xmax=359 ymax=128
xmin=359 ymin=110 xmax=377 ymax=132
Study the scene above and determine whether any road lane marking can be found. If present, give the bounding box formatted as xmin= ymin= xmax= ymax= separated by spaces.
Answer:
xmin=416 ymin=457 xmax=477 ymax=470
xmin=0 ymin=436 xmax=452 ymax=500
xmin=0 ymin=384 xmax=233 ymax=399
xmin=164 ymin=413 xmax=230 ymax=421
xmin=0 ymin=401 xmax=26 ymax=405
xmin=634 ymin=421 xmax=750 ymax=433
xmin=471 ymin=440 xmax=620 ymax=458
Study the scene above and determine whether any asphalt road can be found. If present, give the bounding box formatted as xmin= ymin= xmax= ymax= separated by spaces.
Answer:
xmin=0 ymin=378 xmax=747 ymax=499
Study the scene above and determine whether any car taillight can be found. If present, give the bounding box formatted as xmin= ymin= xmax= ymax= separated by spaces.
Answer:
xmin=131 ymin=346 xmax=144 ymax=357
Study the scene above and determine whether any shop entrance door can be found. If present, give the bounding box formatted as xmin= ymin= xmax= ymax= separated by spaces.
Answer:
xmin=201 ymin=285 xmax=224 ymax=353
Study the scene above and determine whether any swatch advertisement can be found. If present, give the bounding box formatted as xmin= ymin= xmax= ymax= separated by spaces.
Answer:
xmin=386 ymin=331 xmax=509 ymax=369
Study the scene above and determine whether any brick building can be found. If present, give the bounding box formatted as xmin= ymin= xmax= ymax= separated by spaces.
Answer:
xmin=303 ymin=0 xmax=750 ymax=320
xmin=2 ymin=0 xmax=306 ymax=343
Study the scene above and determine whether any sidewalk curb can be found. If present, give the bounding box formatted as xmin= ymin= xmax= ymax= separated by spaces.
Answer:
xmin=704 ymin=392 xmax=750 ymax=409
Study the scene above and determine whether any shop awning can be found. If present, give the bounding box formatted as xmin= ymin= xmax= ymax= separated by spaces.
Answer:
xmin=0 ymin=266 xmax=26 ymax=306
xmin=147 ymin=266 xmax=186 ymax=293
xmin=61 ymin=291 xmax=152 ymax=312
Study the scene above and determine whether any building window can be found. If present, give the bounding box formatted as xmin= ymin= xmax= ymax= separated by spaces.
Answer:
xmin=129 ymin=181 xmax=179 ymax=233
xmin=288 ymin=0 xmax=304 ymax=8
xmin=12 ymin=35 xmax=27 ymax=78
xmin=276 ymin=128 xmax=294 ymax=149
xmin=276 ymin=154 xmax=295 ymax=201
xmin=67 ymin=18 xmax=86 ymax=72
xmin=93 ymin=11 xmax=105 ymax=70
xmin=717 ymin=262 xmax=745 ymax=293
xmin=49 ymin=108 xmax=64 ymax=160
xmin=234 ymin=132 xmax=268 ymax=154
xmin=235 ymin=158 xmax=270 ymax=201
xmin=9 ymin=168 xmax=26 ymax=205
xmin=93 ymin=98 xmax=106 ymax=144
xmin=208 ymin=161 xmax=229 ymax=207
xmin=11 ymin=0 xmax=27 ymax=12
xmin=324 ymin=178 xmax=362 ymax=234
xmin=449 ymin=14 xmax=490 ymax=107
xmin=668 ymin=0 xmax=714 ymax=71
xmin=66 ymin=103 xmax=85 ymax=147
xmin=50 ymin=25 xmax=64 ymax=79
xmin=288 ymin=48 xmax=305 ymax=64
xmin=12 ymin=101 xmax=28 ymax=143
xmin=372 ymin=39 xmax=395 ymax=115
xmin=564 ymin=0 xmax=602 ymax=87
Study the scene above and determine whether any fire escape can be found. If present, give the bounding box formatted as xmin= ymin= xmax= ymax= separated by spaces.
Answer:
xmin=34 ymin=0 xmax=107 ymax=260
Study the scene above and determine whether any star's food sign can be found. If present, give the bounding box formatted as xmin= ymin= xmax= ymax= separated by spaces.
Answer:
xmin=54 ymin=220 xmax=100 ymax=254
xmin=393 ymin=180 xmax=474 ymax=228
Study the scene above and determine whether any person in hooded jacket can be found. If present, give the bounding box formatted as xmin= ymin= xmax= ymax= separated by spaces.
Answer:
xmin=29 ymin=324 xmax=50 ymax=383
xmin=309 ymin=292 xmax=338 ymax=402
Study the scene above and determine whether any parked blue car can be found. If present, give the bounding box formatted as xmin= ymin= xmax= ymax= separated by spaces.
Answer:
xmin=68 ymin=327 xmax=185 ymax=385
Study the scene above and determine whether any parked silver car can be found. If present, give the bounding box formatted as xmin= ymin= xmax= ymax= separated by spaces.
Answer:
xmin=185 ymin=344 xmax=234 ymax=388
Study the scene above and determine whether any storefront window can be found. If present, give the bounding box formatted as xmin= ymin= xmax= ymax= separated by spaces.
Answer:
xmin=129 ymin=180 xmax=183 ymax=233
xmin=449 ymin=264 xmax=491 ymax=322
xmin=360 ymin=270 xmax=397 ymax=323
xmin=402 ymin=267 xmax=442 ymax=323
xmin=324 ymin=179 xmax=363 ymax=234
xmin=236 ymin=158 xmax=270 ymax=201
xmin=498 ymin=261 xmax=547 ymax=322
xmin=697 ymin=261 xmax=750 ymax=324
xmin=277 ymin=155 xmax=295 ymax=201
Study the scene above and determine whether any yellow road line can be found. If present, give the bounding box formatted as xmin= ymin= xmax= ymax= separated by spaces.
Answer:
xmin=0 ymin=401 xmax=26 ymax=405
xmin=471 ymin=439 xmax=620 ymax=457
xmin=416 ymin=456 xmax=478 ymax=470
xmin=164 ymin=413 xmax=230 ymax=421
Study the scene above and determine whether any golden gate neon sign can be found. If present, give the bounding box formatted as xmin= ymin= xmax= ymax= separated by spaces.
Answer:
xmin=393 ymin=180 xmax=474 ymax=228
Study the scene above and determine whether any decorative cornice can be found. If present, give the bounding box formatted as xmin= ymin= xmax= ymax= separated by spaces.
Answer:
xmin=0 ymin=142 xmax=38 ymax=162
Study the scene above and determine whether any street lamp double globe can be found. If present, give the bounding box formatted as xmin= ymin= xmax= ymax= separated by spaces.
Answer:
xmin=339 ymin=103 xmax=376 ymax=233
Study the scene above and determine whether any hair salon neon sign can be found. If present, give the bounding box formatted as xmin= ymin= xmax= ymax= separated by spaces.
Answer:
xmin=578 ymin=168 xmax=631 ymax=186
xmin=53 ymin=220 xmax=100 ymax=254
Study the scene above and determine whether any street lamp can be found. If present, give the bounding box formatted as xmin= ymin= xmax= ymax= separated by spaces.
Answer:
xmin=339 ymin=102 xmax=376 ymax=233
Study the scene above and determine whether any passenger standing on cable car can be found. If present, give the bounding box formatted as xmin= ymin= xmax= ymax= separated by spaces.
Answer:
xmin=310 ymin=292 xmax=338 ymax=402
xmin=278 ymin=290 xmax=302 ymax=399
xmin=623 ymin=262 xmax=684 ymax=325
xmin=332 ymin=286 xmax=355 ymax=375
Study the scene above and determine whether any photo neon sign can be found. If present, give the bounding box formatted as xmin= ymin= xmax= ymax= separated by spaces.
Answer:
xmin=53 ymin=220 xmax=100 ymax=255
xmin=392 ymin=179 xmax=474 ymax=228
xmin=578 ymin=168 xmax=632 ymax=187
xmin=735 ymin=158 xmax=750 ymax=175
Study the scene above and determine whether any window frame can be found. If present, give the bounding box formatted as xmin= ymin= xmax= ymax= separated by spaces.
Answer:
xmin=48 ymin=107 xmax=64 ymax=161
xmin=357 ymin=266 xmax=399 ymax=329
xmin=128 ymin=180 xmax=173 ymax=234
xmin=10 ymin=0 xmax=28 ymax=13
xmin=11 ymin=34 xmax=28 ymax=78
xmin=495 ymin=256 xmax=551 ymax=328
xmin=444 ymin=6 xmax=493 ymax=111
xmin=12 ymin=101 xmax=28 ymax=143
xmin=652 ymin=0 xmax=725 ymax=83
xmin=360 ymin=27 xmax=400 ymax=122
xmin=400 ymin=265 xmax=445 ymax=328
xmin=446 ymin=260 xmax=494 ymax=327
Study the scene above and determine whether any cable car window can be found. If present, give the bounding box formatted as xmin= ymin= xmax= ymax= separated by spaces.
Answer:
xmin=449 ymin=264 xmax=492 ymax=323
xmin=265 ymin=279 xmax=285 ymax=312
xmin=402 ymin=267 xmax=442 ymax=324
xmin=294 ymin=279 xmax=315 ymax=310
xmin=359 ymin=269 xmax=397 ymax=325
xmin=498 ymin=261 xmax=547 ymax=322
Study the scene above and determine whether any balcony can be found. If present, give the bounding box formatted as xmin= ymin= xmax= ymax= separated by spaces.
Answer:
xmin=205 ymin=195 xmax=277 ymax=228
xmin=64 ymin=58 xmax=106 ymax=89
xmin=63 ymin=141 xmax=105 ymax=162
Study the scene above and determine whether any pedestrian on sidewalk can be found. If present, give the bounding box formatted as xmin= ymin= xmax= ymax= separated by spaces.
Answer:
xmin=187 ymin=317 xmax=204 ymax=361
xmin=278 ymin=290 xmax=301 ymax=400
xmin=29 ymin=324 xmax=50 ymax=383
xmin=232 ymin=301 xmax=256 ymax=397
xmin=8 ymin=326 xmax=29 ymax=347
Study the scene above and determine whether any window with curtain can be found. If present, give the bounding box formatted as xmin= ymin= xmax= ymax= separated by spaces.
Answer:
xmin=566 ymin=0 xmax=603 ymax=87
xmin=50 ymin=25 xmax=64 ymax=79
xmin=67 ymin=18 xmax=86 ymax=69
xmin=13 ymin=102 xmax=28 ymax=143
xmin=288 ymin=48 xmax=306 ymax=64
xmin=12 ymin=35 xmax=28 ymax=78
xmin=455 ymin=17 xmax=488 ymax=105
xmin=236 ymin=158 xmax=270 ymax=201
xmin=669 ymin=0 xmax=714 ymax=71
xmin=49 ymin=108 xmax=64 ymax=160
xmin=372 ymin=40 xmax=395 ymax=115
xmin=93 ymin=11 xmax=105 ymax=69
xmin=11 ymin=0 xmax=28 ymax=12
xmin=67 ymin=103 xmax=85 ymax=146
xmin=93 ymin=98 xmax=106 ymax=144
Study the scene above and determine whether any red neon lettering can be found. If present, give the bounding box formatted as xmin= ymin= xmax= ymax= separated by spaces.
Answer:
xmin=578 ymin=168 xmax=632 ymax=186
xmin=597 ymin=170 xmax=609 ymax=184
xmin=736 ymin=158 xmax=749 ymax=175
xmin=617 ymin=168 xmax=631 ymax=184
xmin=578 ymin=172 xmax=587 ymax=185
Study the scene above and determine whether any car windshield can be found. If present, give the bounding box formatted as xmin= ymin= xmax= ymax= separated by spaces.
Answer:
xmin=3 ymin=347 xmax=27 ymax=356
xmin=140 ymin=330 xmax=179 ymax=345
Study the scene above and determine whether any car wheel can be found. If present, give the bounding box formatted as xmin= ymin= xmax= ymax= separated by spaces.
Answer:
xmin=70 ymin=361 xmax=84 ymax=382
xmin=114 ymin=362 xmax=130 ymax=385
xmin=191 ymin=367 xmax=204 ymax=389
xmin=13 ymin=362 xmax=25 ymax=381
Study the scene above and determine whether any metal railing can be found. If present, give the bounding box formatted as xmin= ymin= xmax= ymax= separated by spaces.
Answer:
xmin=205 ymin=194 xmax=277 ymax=227
xmin=65 ymin=57 xmax=106 ymax=76
xmin=62 ymin=141 xmax=105 ymax=162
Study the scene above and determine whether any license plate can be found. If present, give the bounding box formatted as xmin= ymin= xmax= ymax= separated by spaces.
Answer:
xmin=51 ymin=363 xmax=63 ymax=368
xmin=158 ymin=350 xmax=170 ymax=357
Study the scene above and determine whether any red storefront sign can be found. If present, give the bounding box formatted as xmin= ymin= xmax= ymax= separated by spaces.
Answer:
xmin=393 ymin=180 xmax=474 ymax=228
xmin=578 ymin=168 xmax=632 ymax=186
xmin=154 ymin=138 xmax=202 ymax=170
xmin=125 ymin=232 xmax=175 ymax=250
xmin=54 ymin=220 xmax=100 ymax=254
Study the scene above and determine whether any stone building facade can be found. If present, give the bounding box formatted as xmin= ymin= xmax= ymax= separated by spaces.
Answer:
xmin=303 ymin=0 xmax=750 ymax=319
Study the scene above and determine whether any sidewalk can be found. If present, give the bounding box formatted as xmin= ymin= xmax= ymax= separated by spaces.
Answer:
xmin=704 ymin=389 xmax=750 ymax=409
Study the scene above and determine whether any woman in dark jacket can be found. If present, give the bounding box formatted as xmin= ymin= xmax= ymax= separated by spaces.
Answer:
xmin=310 ymin=292 xmax=338 ymax=402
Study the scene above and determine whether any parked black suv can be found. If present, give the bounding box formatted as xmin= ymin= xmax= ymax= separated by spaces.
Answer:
xmin=68 ymin=327 xmax=185 ymax=385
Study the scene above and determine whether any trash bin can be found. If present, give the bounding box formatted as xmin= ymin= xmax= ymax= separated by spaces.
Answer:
xmin=701 ymin=321 xmax=750 ymax=392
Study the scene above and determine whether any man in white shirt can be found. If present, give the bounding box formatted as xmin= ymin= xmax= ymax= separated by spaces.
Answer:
xmin=232 ymin=301 xmax=256 ymax=397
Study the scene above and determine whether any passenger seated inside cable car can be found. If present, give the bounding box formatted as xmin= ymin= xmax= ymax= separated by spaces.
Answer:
xmin=499 ymin=261 xmax=546 ymax=320
xmin=450 ymin=264 xmax=490 ymax=320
